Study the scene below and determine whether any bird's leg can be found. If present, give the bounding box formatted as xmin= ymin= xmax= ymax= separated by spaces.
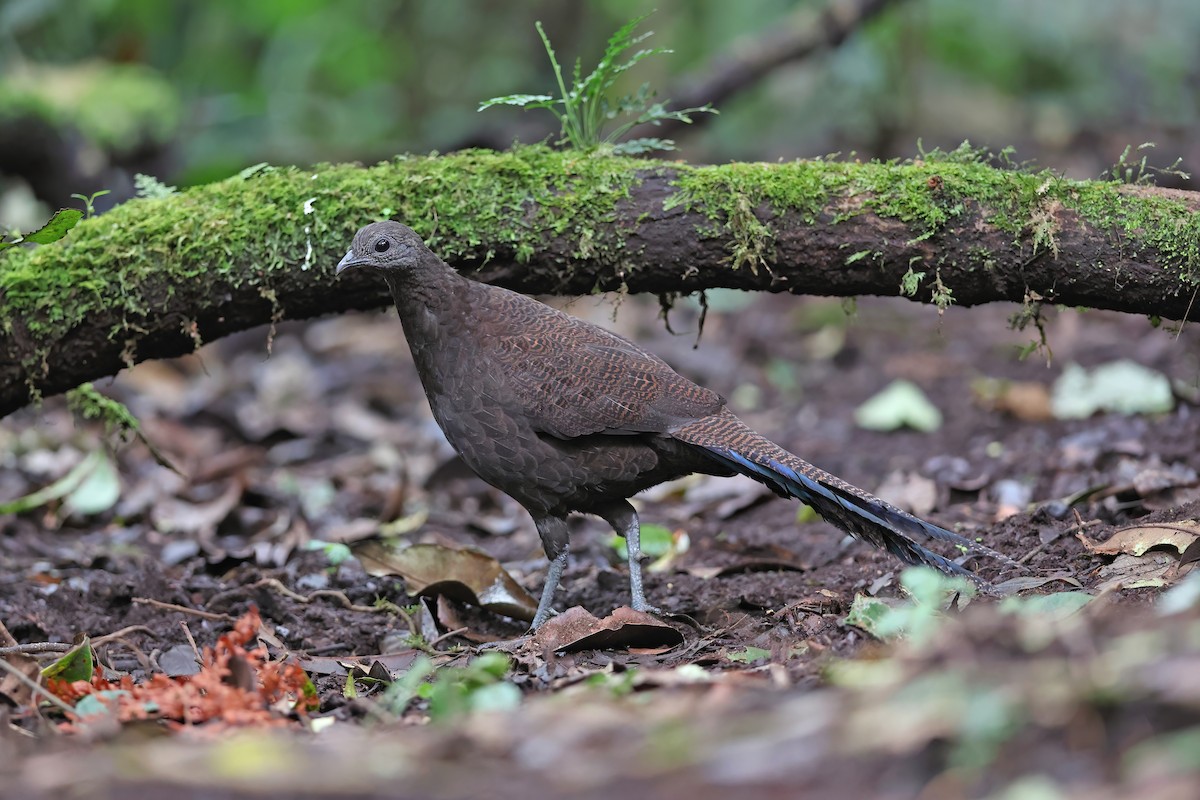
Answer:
xmin=531 ymin=548 xmax=568 ymax=631
xmin=601 ymin=502 xmax=662 ymax=615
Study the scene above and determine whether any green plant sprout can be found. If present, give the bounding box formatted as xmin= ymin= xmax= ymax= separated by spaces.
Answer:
xmin=479 ymin=13 xmax=716 ymax=154
xmin=70 ymin=189 xmax=111 ymax=218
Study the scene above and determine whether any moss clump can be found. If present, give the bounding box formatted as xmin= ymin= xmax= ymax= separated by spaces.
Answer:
xmin=1069 ymin=183 xmax=1200 ymax=284
xmin=0 ymin=146 xmax=643 ymax=359
xmin=3 ymin=143 xmax=1197 ymax=401
xmin=667 ymin=142 xmax=1199 ymax=289
xmin=667 ymin=144 xmax=1055 ymax=266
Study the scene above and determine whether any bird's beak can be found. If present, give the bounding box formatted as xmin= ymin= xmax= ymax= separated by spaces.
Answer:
xmin=336 ymin=249 xmax=365 ymax=276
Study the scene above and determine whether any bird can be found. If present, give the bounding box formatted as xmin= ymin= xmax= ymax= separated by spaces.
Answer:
xmin=336 ymin=221 xmax=1008 ymax=629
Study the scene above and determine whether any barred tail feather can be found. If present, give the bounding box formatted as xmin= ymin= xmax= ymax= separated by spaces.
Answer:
xmin=673 ymin=411 xmax=1011 ymax=579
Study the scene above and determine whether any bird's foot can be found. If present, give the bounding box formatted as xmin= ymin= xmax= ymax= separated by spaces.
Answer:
xmin=529 ymin=606 xmax=557 ymax=633
xmin=631 ymin=600 xmax=664 ymax=616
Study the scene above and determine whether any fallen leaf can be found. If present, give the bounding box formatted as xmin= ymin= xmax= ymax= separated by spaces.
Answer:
xmin=972 ymin=378 xmax=1054 ymax=422
xmin=854 ymin=380 xmax=943 ymax=433
xmin=998 ymin=591 xmax=1093 ymax=619
xmin=533 ymin=606 xmax=683 ymax=652
xmin=150 ymin=479 xmax=243 ymax=536
xmin=875 ymin=470 xmax=937 ymax=517
xmin=158 ymin=644 xmax=201 ymax=677
xmin=295 ymin=651 xmax=423 ymax=678
xmin=1079 ymin=520 xmax=1200 ymax=557
xmin=352 ymin=541 xmax=539 ymax=622
xmin=1094 ymin=552 xmax=1179 ymax=592
xmin=1052 ymin=360 xmax=1174 ymax=419
xmin=0 ymin=449 xmax=111 ymax=516
xmin=607 ymin=523 xmax=678 ymax=561
xmin=63 ymin=452 xmax=120 ymax=516
xmin=843 ymin=594 xmax=900 ymax=640
xmin=1181 ymin=538 xmax=1200 ymax=569
xmin=991 ymin=575 xmax=1083 ymax=596
xmin=42 ymin=638 xmax=94 ymax=684
xmin=725 ymin=646 xmax=771 ymax=664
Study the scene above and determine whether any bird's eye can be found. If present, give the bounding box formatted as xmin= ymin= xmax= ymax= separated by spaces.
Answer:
xmin=374 ymin=238 xmax=390 ymax=253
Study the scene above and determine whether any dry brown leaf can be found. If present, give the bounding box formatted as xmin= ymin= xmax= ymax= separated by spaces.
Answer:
xmin=1093 ymin=552 xmax=1180 ymax=592
xmin=352 ymin=541 xmax=538 ymax=622
xmin=0 ymin=620 xmax=40 ymax=709
xmin=875 ymin=471 xmax=937 ymax=517
xmin=533 ymin=606 xmax=683 ymax=653
xmin=973 ymin=379 xmax=1054 ymax=422
xmin=991 ymin=575 xmax=1084 ymax=596
xmin=150 ymin=479 xmax=244 ymax=536
xmin=1079 ymin=520 xmax=1200 ymax=557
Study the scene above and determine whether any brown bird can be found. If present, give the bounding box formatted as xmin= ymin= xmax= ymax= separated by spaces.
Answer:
xmin=337 ymin=221 xmax=1006 ymax=628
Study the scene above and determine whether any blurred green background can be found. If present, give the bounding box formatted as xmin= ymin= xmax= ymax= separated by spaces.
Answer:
xmin=2 ymin=0 xmax=1198 ymax=222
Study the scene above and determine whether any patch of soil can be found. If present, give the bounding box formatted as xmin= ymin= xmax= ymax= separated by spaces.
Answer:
xmin=2 ymin=293 xmax=1199 ymax=797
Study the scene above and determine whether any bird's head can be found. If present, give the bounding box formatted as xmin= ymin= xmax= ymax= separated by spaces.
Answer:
xmin=336 ymin=221 xmax=433 ymax=276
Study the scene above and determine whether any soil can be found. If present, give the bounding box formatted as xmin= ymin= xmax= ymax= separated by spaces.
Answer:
xmin=2 ymin=291 xmax=1199 ymax=798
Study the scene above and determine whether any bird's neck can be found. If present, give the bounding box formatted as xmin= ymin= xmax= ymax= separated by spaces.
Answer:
xmin=381 ymin=259 xmax=477 ymax=374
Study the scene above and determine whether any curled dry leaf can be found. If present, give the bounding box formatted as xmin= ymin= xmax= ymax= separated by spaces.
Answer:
xmin=1079 ymin=520 xmax=1200 ymax=558
xmin=533 ymin=606 xmax=684 ymax=653
xmin=150 ymin=478 xmax=244 ymax=536
xmin=352 ymin=541 xmax=538 ymax=622
xmin=1093 ymin=552 xmax=1180 ymax=593
xmin=991 ymin=575 xmax=1084 ymax=596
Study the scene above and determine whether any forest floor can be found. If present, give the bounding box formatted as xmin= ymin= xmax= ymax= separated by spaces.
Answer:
xmin=2 ymin=290 xmax=1200 ymax=799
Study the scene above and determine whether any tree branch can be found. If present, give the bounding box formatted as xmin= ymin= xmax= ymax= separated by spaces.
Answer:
xmin=644 ymin=0 xmax=906 ymax=141
xmin=1 ymin=145 xmax=1197 ymax=419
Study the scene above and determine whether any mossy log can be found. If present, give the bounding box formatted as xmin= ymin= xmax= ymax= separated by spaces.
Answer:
xmin=2 ymin=145 xmax=1198 ymax=419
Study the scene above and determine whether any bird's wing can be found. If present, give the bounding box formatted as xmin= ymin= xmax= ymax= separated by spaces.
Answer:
xmin=488 ymin=304 xmax=724 ymax=440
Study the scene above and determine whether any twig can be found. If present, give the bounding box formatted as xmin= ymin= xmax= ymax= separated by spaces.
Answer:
xmin=0 ymin=657 xmax=76 ymax=715
xmin=92 ymin=624 xmax=158 ymax=647
xmin=1176 ymin=281 xmax=1198 ymax=339
xmin=210 ymin=578 xmax=385 ymax=614
xmin=131 ymin=597 xmax=235 ymax=622
xmin=427 ymin=627 xmax=469 ymax=648
xmin=636 ymin=0 xmax=904 ymax=140
xmin=98 ymin=635 xmax=153 ymax=672
xmin=0 ymin=642 xmax=72 ymax=656
xmin=1019 ymin=509 xmax=1099 ymax=565
xmin=180 ymin=622 xmax=202 ymax=663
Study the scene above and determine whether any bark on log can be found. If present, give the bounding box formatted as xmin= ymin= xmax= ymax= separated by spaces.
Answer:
xmin=1 ymin=146 xmax=1197 ymax=419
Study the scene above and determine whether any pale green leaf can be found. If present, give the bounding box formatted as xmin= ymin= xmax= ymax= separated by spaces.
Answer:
xmin=1051 ymin=360 xmax=1173 ymax=419
xmin=64 ymin=450 xmax=120 ymax=516
xmin=854 ymin=380 xmax=943 ymax=432
xmin=477 ymin=94 xmax=555 ymax=111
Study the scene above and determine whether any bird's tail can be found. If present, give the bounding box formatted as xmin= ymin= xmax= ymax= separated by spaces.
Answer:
xmin=673 ymin=409 xmax=1011 ymax=578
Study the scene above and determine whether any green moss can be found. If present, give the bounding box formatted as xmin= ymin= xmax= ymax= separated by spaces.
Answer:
xmin=1069 ymin=182 xmax=1200 ymax=283
xmin=0 ymin=146 xmax=643 ymax=381
xmin=3 ymin=144 xmax=1196 ymax=402
xmin=0 ymin=62 xmax=181 ymax=151
xmin=668 ymin=142 xmax=1198 ymax=289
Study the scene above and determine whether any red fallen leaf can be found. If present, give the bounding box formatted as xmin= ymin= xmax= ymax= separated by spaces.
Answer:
xmin=533 ymin=606 xmax=683 ymax=653
xmin=52 ymin=607 xmax=318 ymax=733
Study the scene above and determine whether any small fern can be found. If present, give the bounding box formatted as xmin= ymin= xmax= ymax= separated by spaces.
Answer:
xmin=479 ymin=13 xmax=715 ymax=154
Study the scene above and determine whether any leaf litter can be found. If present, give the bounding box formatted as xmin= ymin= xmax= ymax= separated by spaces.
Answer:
xmin=1 ymin=299 xmax=1200 ymax=796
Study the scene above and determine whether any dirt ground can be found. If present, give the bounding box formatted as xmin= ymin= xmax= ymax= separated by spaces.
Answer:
xmin=2 ymin=290 xmax=1200 ymax=799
